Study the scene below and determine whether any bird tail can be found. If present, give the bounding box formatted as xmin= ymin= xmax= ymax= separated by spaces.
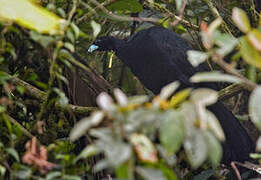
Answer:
xmin=208 ymin=102 xmax=255 ymax=164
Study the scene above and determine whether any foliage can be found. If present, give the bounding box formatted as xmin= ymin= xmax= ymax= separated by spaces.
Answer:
xmin=0 ymin=0 xmax=260 ymax=179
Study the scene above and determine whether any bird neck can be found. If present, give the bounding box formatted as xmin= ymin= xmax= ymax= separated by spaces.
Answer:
xmin=110 ymin=37 xmax=126 ymax=51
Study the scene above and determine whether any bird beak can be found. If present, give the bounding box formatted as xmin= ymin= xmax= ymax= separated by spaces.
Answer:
xmin=88 ymin=44 xmax=99 ymax=52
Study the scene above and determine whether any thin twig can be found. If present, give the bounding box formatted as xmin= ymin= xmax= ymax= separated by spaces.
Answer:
xmin=231 ymin=161 xmax=242 ymax=180
xmin=89 ymin=0 xmax=199 ymax=29
xmin=78 ymin=0 xmax=117 ymax=23
xmin=204 ymin=0 xmax=232 ymax=35
xmin=67 ymin=0 xmax=78 ymax=22
xmin=170 ymin=0 xmax=188 ymax=27
xmin=213 ymin=55 xmax=257 ymax=91
xmin=4 ymin=114 xmax=33 ymax=138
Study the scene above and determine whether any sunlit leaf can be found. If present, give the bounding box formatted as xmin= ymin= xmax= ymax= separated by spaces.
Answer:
xmin=125 ymin=109 xmax=160 ymax=134
xmin=190 ymin=71 xmax=243 ymax=83
xmin=96 ymin=137 xmax=132 ymax=168
xmin=0 ymin=165 xmax=6 ymax=177
xmin=70 ymin=111 xmax=105 ymax=141
xmin=240 ymin=36 xmax=261 ymax=69
xmin=64 ymin=42 xmax=75 ymax=52
xmin=114 ymin=88 xmax=128 ymax=106
xmin=249 ymin=86 xmax=261 ymax=131
xmin=91 ymin=20 xmax=101 ymax=38
xmin=187 ymin=50 xmax=208 ymax=67
xmin=96 ymin=92 xmax=115 ymax=111
xmin=53 ymin=88 xmax=69 ymax=107
xmin=250 ymin=153 xmax=261 ymax=159
xmin=159 ymin=81 xmax=180 ymax=100
xmin=215 ymin=34 xmax=238 ymax=56
xmin=208 ymin=17 xmax=223 ymax=36
xmin=190 ymin=88 xmax=218 ymax=106
xmin=130 ymin=133 xmax=158 ymax=163
xmin=232 ymin=7 xmax=251 ymax=33
xmin=128 ymin=95 xmax=149 ymax=105
xmin=0 ymin=0 xmax=65 ymax=34
xmin=74 ymin=145 xmax=100 ymax=164
xmin=206 ymin=111 xmax=225 ymax=140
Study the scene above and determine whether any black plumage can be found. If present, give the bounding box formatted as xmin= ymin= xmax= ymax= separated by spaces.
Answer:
xmin=89 ymin=26 xmax=254 ymax=164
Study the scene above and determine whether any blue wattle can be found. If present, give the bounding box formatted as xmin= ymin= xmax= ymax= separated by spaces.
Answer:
xmin=88 ymin=45 xmax=99 ymax=52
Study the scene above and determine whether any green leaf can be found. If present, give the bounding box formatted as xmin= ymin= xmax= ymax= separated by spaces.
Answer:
xmin=115 ymin=161 xmax=134 ymax=179
xmin=14 ymin=165 xmax=32 ymax=179
xmin=249 ymin=86 xmax=261 ymax=131
xmin=128 ymin=95 xmax=149 ymax=105
xmin=206 ymin=111 xmax=225 ymax=141
xmin=108 ymin=0 xmax=143 ymax=13
xmin=159 ymin=110 xmax=184 ymax=154
xmin=250 ymin=153 xmax=261 ymax=159
xmin=74 ymin=145 xmax=100 ymax=164
xmin=30 ymin=31 xmax=55 ymax=48
xmin=232 ymin=7 xmax=251 ymax=33
xmin=62 ymin=175 xmax=81 ymax=180
xmin=203 ymin=131 xmax=222 ymax=166
xmin=0 ymin=164 xmax=6 ymax=176
xmin=240 ymin=36 xmax=261 ymax=69
xmin=136 ymin=167 xmax=166 ymax=180
xmin=247 ymin=29 xmax=261 ymax=51
xmin=64 ymin=42 xmax=75 ymax=52
xmin=184 ymin=129 xmax=207 ymax=169
xmin=169 ymin=88 xmax=192 ymax=108
xmin=175 ymin=0 xmax=183 ymax=11
xmin=0 ymin=0 xmax=65 ymax=34
xmin=215 ymin=34 xmax=238 ymax=56
xmin=6 ymin=148 xmax=20 ymax=162
xmin=0 ymin=105 xmax=6 ymax=113
xmin=66 ymin=28 xmax=75 ymax=43
xmin=190 ymin=71 xmax=243 ymax=84
xmin=91 ymin=20 xmax=101 ymax=38
xmin=187 ymin=50 xmax=209 ymax=67
xmin=70 ymin=23 xmax=80 ymax=39
xmin=159 ymin=81 xmax=180 ymax=100
xmin=46 ymin=171 xmax=62 ymax=180
xmin=190 ymin=88 xmax=218 ymax=106
xmin=114 ymin=88 xmax=128 ymax=106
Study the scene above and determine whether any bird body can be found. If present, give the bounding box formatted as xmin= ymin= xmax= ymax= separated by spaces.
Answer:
xmin=89 ymin=26 xmax=254 ymax=164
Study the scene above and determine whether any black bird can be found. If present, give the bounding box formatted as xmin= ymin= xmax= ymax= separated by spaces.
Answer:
xmin=88 ymin=26 xmax=254 ymax=164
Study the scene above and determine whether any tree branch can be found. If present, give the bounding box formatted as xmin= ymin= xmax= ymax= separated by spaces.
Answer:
xmin=5 ymin=72 xmax=96 ymax=115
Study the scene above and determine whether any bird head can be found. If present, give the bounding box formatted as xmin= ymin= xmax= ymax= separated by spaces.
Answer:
xmin=88 ymin=36 xmax=116 ymax=53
